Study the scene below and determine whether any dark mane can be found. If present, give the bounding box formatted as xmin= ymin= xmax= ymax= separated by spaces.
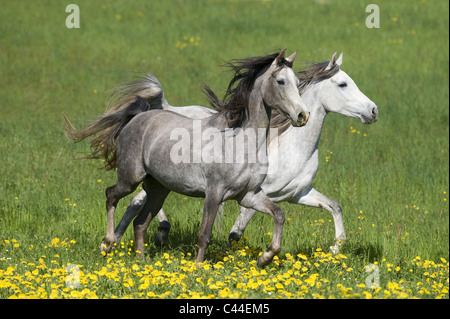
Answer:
xmin=270 ymin=60 xmax=340 ymax=134
xmin=203 ymin=52 xmax=292 ymax=128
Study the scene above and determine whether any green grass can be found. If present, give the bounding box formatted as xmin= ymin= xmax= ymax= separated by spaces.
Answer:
xmin=0 ymin=0 xmax=448 ymax=299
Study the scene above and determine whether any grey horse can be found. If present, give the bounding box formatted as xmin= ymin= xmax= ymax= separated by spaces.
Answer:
xmin=65 ymin=49 xmax=310 ymax=267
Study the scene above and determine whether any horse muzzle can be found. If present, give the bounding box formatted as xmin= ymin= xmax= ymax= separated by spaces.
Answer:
xmin=361 ymin=105 xmax=378 ymax=124
xmin=295 ymin=112 xmax=310 ymax=127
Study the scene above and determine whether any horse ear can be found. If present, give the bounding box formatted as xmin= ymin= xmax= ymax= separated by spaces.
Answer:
xmin=285 ymin=50 xmax=298 ymax=64
xmin=336 ymin=52 xmax=343 ymax=66
xmin=275 ymin=48 xmax=287 ymax=65
xmin=325 ymin=52 xmax=337 ymax=70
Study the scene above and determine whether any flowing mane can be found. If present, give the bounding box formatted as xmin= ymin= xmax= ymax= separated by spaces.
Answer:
xmin=297 ymin=60 xmax=340 ymax=94
xmin=203 ymin=52 xmax=293 ymax=128
xmin=270 ymin=59 xmax=340 ymax=133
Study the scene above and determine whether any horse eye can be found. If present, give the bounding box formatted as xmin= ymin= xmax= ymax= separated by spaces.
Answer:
xmin=338 ymin=82 xmax=347 ymax=88
xmin=277 ymin=79 xmax=285 ymax=85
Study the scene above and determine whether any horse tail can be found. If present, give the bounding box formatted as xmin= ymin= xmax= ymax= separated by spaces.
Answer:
xmin=64 ymin=96 xmax=150 ymax=170
xmin=105 ymin=73 xmax=169 ymax=114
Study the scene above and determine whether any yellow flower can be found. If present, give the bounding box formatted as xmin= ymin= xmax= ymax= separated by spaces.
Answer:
xmin=196 ymin=278 xmax=204 ymax=286
xmin=202 ymin=264 xmax=210 ymax=271
xmin=213 ymin=262 xmax=224 ymax=269
xmin=363 ymin=291 xmax=372 ymax=299
xmin=305 ymin=274 xmax=319 ymax=286
xmin=247 ymin=281 xmax=259 ymax=289
xmin=124 ymin=278 xmax=134 ymax=288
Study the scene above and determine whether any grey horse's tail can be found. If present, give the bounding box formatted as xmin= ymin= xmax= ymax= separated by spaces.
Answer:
xmin=64 ymin=73 xmax=170 ymax=170
xmin=65 ymin=96 xmax=150 ymax=170
xmin=105 ymin=73 xmax=169 ymax=114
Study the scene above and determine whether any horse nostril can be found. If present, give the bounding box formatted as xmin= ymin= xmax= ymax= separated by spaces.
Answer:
xmin=371 ymin=107 xmax=378 ymax=117
xmin=298 ymin=112 xmax=309 ymax=126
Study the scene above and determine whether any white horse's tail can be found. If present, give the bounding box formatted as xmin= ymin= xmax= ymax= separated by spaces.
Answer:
xmin=105 ymin=73 xmax=169 ymax=115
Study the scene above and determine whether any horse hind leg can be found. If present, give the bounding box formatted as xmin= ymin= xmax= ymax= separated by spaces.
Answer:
xmin=196 ymin=194 xmax=222 ymax=266
xmin=113 ymin=189 xmax=148 ymax=245
xmin=296 ymin=187 xmax=346 ymax=254
xmin=101 ymin=181 xmax=139 ymax=253
xmin=132 ymin=177 xmax=170 ymax=257
xmin=238 ymin=188 xmax=285 ymax=268
xmin=101 ymin=166 xmax=146 ymax=253
xmin=113 ymin=189 xmax=172 ymax=248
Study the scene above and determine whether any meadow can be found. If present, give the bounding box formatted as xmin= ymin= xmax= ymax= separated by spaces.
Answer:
xmin=0 ymin=0 xmax=448 ymax=300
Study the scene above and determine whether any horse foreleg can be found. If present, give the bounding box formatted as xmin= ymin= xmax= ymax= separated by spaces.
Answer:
xmin=294 ymin=186 xmax=346 ymax=254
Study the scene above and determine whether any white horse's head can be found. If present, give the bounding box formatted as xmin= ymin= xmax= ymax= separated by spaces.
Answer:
xmin=318 ymin=52 xmax=378 ymax=124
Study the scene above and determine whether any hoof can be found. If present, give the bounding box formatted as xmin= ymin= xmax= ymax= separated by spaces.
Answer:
xmin=329 ymin=245 xmax=340 ymax=255
xmin=227 ymin=232 xmax=240 ymax=249
xmin=330 ymin=235 xmax=346 ymax=254
xmin=154 ymin=232 xmax=169 ymax=247
xmin=100 ymin=242 xmax=110 ymax=254
xmin=100 ymin=239 xmax=116 ymax=254
xmin=154 ymin=221 xmax=171 ymax=247
xmin=257 ymin=251 xmax=273 ymax=268
xmin=228 ymin=232 xmax=240 ymax=244
xmin=135 ymin=249 xmax=146 ymax=260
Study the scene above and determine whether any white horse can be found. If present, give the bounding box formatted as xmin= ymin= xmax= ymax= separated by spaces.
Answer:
xmin=113 ymin=52 xmax=378 ymax=253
